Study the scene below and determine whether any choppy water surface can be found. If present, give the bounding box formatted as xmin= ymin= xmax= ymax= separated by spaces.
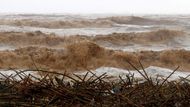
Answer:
xmin=0 ymin=14 xmax=189 ymax=52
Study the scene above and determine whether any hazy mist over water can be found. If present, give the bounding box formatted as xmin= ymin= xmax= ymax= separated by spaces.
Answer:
xmin=0 ymin=0 xmax=190 ymax=14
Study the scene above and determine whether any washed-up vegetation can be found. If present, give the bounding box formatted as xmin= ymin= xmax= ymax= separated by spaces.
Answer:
xmin=0 ymin=63 xmax=189 ymax=107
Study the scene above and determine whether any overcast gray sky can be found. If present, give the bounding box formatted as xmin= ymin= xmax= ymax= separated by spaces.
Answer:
xmin=0 ymin=0 xmax=190 ymax=14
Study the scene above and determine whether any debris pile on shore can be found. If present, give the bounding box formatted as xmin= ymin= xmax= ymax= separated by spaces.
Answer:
xmin=0 ymin=65 xmax=189 ymax=106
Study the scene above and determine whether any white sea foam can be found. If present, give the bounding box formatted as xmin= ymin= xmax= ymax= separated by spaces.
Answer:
xmin=74 ymin=66 xmax=190 ymax=81
xmin=0 ymin=25 xmax=154 ymax=36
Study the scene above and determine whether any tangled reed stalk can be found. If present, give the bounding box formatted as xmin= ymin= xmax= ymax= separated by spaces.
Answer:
xmin=0 ymin=62 xmax=189 ymax=107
